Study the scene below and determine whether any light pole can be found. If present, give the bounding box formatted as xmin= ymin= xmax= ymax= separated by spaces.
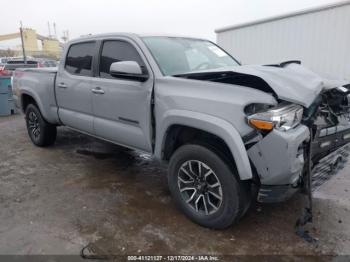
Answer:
xmin=19 ymin=21 xmax=27 ymax=64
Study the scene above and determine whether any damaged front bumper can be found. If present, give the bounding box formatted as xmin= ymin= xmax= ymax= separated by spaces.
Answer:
xmin=247 ymin=125 xmax=310 ymax=203
xmin=247 ymin=123 xmax=350 ymax=203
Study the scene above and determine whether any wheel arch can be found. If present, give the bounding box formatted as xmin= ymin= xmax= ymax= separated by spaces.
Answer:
xmin=21 ymin=93 xmax=38 ymax=113
xmin=155 ymin=110 xmax=253 ymax=180
xmin=20 ymin=90 xmax=58 ymax=124
xmin=20 ymin=91 xmax=44 ymax=115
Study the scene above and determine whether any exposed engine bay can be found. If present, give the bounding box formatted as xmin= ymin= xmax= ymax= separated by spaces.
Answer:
xmin=310 ymin=84 xmax=350 ymax=127
xmin=306 ymin=84 xmax=350 ymax=164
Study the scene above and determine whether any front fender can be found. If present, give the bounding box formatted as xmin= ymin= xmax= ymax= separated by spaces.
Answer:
xmin=155 ymin=109 xmax=252 ymax=180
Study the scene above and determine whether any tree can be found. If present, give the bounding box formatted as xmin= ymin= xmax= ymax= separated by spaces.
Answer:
xmin=0 ymin=48 xmax=16 ymax=57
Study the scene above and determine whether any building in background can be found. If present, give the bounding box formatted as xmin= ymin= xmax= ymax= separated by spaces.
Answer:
xmin=216 ymin=0 xmax=350 ymax=80
xmin=0 ymin=27 xmax=68 ymax=59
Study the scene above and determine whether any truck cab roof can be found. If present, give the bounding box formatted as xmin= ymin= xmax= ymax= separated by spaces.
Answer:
xmin=67 ymin=32 xmax=207 ymax=45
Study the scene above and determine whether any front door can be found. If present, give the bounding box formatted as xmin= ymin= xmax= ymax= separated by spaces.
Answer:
xmin=91 ymin=39 xmax=154 ymax=152
xmin=56 ymin=41 xmax=96 ymax=134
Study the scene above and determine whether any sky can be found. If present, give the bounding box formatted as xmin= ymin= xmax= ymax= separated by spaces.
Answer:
xmin=0 ymin=0 xmax=342 ymax=48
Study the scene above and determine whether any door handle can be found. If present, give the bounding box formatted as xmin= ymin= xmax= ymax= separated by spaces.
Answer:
xmin=91 ymin=87 xmax=105 ymax=94
xmin=57 ymin=82 xmax=68 ymax=88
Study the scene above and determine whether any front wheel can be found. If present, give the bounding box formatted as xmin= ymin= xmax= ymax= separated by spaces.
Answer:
xmin=25 ymin=104 xmax=57 ymax=147
xmin=168 ymin=144 xmax=248 ymax=229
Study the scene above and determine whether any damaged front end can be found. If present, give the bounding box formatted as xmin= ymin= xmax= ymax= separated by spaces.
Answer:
xmin=174 ymin=63 xmax=350 ymax=199
xmin=306 ymin=84 xmax=350 ymax=190
xmin=244 ymin=103 xmax=309 ymax=203
xmin=245 ymin=83 xmax=350 ymax=203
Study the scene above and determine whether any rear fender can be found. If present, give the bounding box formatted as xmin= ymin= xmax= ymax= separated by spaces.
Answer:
xmin=20 ymin=89 xmax=45 ymax=115
xmin=20 ymin=89 xmax=58 ymax=124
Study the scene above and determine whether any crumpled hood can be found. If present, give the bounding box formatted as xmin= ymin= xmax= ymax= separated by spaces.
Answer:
xmin=228 ymin=63 xmax=348 ymax=107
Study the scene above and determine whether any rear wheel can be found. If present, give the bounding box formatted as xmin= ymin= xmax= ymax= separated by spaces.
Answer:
xmin=168 ymin=144 xmax=249 ymax=229
xmin=25 ymin=104 xmax=57 ymax=147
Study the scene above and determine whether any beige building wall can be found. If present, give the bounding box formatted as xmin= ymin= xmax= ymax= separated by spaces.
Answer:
xmin=23 ymin=29 xmax=38 ymax=52
xmin=0 ymin=28 xmax=62 ymax=59
xmin=42 ymin=39 xmax=61 ymax=58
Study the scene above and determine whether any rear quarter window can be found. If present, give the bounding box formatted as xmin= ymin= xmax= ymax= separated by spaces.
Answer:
xmin=65 ymin=42 xmax=95 ymax=76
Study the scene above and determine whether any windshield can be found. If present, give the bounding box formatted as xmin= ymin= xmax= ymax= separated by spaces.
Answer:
xmin=142 ymin=37 xmax=239 ymax=76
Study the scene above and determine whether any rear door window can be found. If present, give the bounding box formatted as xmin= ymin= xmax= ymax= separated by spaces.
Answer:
xmin=65 ymin=42 xmax=95 ymax=76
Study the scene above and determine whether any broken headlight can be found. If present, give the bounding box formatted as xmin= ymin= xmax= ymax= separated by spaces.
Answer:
xmin=247 ymin=103 xmax=303 ymax=131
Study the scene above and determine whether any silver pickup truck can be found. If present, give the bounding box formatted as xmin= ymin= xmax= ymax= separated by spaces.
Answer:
xmin=13 ymin=33 xmax=350 ymax=229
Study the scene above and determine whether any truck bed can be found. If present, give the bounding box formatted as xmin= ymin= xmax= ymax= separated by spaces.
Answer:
xmin=17 ymin=67 xmax=58 ymax=73
xmin=13 ymin=67 xmax=60 ymax=124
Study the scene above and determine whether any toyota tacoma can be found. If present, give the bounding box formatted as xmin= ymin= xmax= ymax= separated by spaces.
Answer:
xmin=13 ymin=33 xmax=350 ymax=228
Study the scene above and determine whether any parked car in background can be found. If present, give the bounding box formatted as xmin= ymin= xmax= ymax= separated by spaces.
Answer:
xmin=42 ymin=60 xmax=58 ymax=67
xmin=1 ymin=60 xmax=40 ymax=75
xmin=0 ymin=58 xmax=58 ymax=79
xmin=13 ymin=33 xmax=350 ymax=229
xmin=0 ymin=57 xmax=9 ymax=64
xmin=0 ymin=59 xmax=40 ymax=78
xmin=35 ymin=59 xmax=58 ymax=68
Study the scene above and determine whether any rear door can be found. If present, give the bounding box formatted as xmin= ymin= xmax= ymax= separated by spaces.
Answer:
xmin=91 ymin=38 xmax=154 ymax=152
xmin=56 ymin=41 xmax=96 ymax=134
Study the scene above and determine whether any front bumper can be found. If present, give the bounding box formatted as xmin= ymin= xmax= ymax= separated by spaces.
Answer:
xmin=256 ymin=143 xmax=350 ymax=202
xmin=248 ymin=125 xmax=310 ymax=186
xmin=257 ymin=184 xmax=299 ymax=203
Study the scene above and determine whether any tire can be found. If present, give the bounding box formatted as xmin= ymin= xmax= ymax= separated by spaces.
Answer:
xmin=25 ymin=104 xmax=57 ymax=147
xmin=193 ymin=141 xmax=252 ymax=220
xmin=168 ymin=144 xmax=248 ymax=229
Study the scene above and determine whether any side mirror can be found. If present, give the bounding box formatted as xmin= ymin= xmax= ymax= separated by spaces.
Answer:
xmin=109 ymin=61 xmax=148 ymax=82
